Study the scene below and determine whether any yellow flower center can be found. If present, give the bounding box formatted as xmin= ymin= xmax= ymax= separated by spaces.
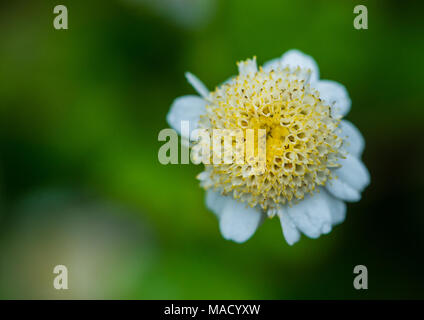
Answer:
xmin=197 ymin=60 xmax=343 ymax=210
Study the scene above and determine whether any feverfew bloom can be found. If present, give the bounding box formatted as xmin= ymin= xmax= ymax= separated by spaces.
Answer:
xmin=167 ymin=50 xmax=370 ymax=245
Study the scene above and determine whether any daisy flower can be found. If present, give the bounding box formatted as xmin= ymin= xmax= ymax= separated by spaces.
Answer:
xmin=167 ymin=50 xmax=370 ymax=245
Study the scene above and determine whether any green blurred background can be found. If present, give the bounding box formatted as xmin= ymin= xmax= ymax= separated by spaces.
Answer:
xmin=0 ymin=0 xmax=423 ymax=299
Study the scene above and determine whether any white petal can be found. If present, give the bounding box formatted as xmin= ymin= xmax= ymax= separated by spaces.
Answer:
xmin=205 ymin=189 xmax=227 ymax=218
xmin=185 ymin=72 xmax=209 ymax=98
xmin=326 ymin=154 xmax=370 ymax=202
xmin=277 ymin=208 xmax=301 ymax=246
xmin=262 ymin=57 xmax=281 ymax=73
xmin=166 ymin=95 xmax=206 ymax=139
xmin=280 ymin=49 xmax=320 ymax=83
xmin=238 ymin=57 xmax=258 ymax=76
xmin=339 ymin=120 xmax=365 ymax=158
xmin=219 ymin=198 xmax=263 ymax=243
xmin=287 ymin=191 xmax=332 ymax=239
xmin=314 ymin=80 xmax=351 ymax=118
xmin=336 ymin=154 xmax=370 ymax=191
xmin=325 ymin=178 xmax=360 ymax=202
xmin=320 ymin=189 xmax=347 ymax=226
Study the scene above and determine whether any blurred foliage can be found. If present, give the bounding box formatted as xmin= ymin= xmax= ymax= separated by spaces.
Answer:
xmin=0 ymin=0 xmax=423 ymax=299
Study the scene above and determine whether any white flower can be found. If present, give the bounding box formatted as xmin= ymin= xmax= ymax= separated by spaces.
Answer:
xmin=167 ymin=50 xmax=370 ymax=245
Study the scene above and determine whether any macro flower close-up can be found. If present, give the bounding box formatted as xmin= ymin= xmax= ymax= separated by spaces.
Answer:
xmin=167 ymin=50 xmax=370 ymax=245
xmin=2 ymin=0 xmax=423 ymax=303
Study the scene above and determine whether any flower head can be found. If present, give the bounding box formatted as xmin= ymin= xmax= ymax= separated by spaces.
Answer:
xmin=167 ymin=50 xmax=370 ymax=245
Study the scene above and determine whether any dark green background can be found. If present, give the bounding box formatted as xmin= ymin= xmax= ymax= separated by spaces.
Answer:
xmin=0 ymin=0 xmax=423 ymax=299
